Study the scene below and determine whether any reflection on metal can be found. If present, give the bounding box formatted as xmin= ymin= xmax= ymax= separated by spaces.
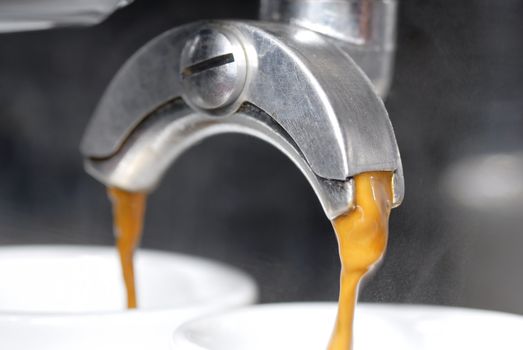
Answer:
xmin=180 ymin=27 xmax=247 ymax=111
xmin=442 ymin=152 xmax=523 ymax=213
xmin=259 ymin=0 xmax=398 ymax=97
xmin=81 ymin=21 xmax=403 ymax=219
xmin=0 ymin=0 xmax=132 ymax=32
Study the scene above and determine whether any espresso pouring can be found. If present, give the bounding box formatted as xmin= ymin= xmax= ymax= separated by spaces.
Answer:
xmin=107 ymin=171 xmax=393 ymax=350
xmin=107 ymin=187 xmax=147 ymax=309
xmin=328 ymin=171 xmax=393 ymax=350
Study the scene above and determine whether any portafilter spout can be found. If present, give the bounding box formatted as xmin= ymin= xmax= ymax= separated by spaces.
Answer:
xmin=260 ymin=0 xmax=398 ymax=98
xmin=0 ymin=0 xmax=133 ymax=32
xmin=80 ymin=20 xmax=404 ymax=219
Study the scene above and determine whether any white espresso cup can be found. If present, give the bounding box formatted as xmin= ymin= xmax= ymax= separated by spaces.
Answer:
xmin=0 ymin=245 xmax=257 ymax=350
xmin=172 ymin=302 xmax=523 ymax=350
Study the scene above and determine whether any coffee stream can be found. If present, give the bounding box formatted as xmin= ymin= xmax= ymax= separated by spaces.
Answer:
xmin=106 ymin=170 xmax=393 ymax=350
xmin=107 ymin=187 xmax=147 ymax=309
xmin=328 ymin=171 xmax=394 ymax=350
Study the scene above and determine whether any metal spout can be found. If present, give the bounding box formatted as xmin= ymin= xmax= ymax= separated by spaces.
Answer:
xmin=260 ymin=0 xmax=398 ymax=97
xmin=81 ymin=21 xmax=404 ymax=219
xmin=0 ymin=0 xmax=133 ymax=32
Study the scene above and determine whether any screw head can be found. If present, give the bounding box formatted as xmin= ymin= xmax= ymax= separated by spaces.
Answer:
xmin=180 ymin=26 xmax=247 ymax=111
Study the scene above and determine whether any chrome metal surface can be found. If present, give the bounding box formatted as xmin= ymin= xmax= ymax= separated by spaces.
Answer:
xmin=180 ymin=26 xmax=247 ymax=112
xmin=85 ymin=99 xmax=355 ymax=218
xmin=259 ymin=0 xmax=398 ymax=97
xmin=0 ymin=0 xmax=132 ymax=32
xmin=81 ymin=20 xmax=404 ymax=218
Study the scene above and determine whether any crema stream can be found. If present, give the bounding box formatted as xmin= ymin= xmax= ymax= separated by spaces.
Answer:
xmin=108 ymin=187 xmax=147 ymax=309
xmin=107 ymin=170 xmax=393 ymax=350
xmin=328 ymin=171 xmax=394 ymax=350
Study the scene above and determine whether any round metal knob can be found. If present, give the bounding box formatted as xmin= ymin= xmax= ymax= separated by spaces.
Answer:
xmin=180 ymin=26 xmax=247 ymax=111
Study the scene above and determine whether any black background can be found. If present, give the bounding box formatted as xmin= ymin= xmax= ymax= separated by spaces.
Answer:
xmin=0 ymin=0 xmax=522 ymax=312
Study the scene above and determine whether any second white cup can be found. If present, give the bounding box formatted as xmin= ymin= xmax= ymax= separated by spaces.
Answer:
xmin=172 ymin=302 xmax=523 ymax=350
xmin=0 ymin=245 xmax=257 ymax=350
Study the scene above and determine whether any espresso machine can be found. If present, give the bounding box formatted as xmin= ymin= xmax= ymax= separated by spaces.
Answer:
xmin=79 ymin=2 xmax=404 ymax=221
xmin=0 ymin=0 xmax=406 ymax=218
xmin=1 ymin=0 xmax=523 ymax=315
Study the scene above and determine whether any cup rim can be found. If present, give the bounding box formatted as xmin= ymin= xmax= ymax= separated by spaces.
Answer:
xmin=0 ymin=244 xmax=258 ymax=319
xmin=172 ymin=301 xmax=523 ymax=349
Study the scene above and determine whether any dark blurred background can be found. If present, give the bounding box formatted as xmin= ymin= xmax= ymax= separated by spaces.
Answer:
xmin=0 ymin=0 xmax=522 ymax=312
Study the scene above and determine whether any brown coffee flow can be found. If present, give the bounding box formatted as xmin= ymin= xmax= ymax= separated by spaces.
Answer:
xmin=107 ymin=187 xmax=147 ymax=309
xmin=106 ymin=169 xmax=393 ymax=348
xmin=328 ymin=171 xmax=394 ymax=350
